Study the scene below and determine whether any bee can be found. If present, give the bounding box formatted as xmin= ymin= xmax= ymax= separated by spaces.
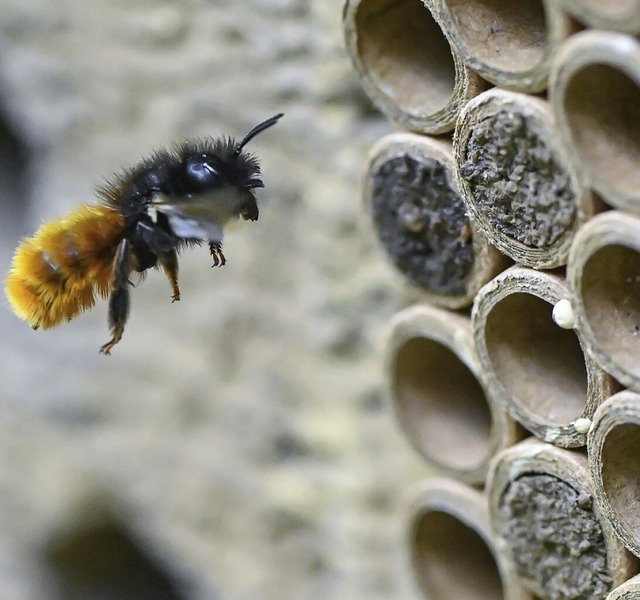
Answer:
xmin=5 ymin=113 xmax=283 ymax=354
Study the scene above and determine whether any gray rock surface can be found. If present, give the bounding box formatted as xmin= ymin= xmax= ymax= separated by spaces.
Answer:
xmin=0 ymin=1 xmax=426 ymax=599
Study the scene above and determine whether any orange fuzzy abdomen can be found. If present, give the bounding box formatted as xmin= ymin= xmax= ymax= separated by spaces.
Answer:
xmin=5 ymin=204 xmax=125 ymax=329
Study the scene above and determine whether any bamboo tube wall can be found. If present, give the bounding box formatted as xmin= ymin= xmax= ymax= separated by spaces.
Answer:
xmin=607 ymin=574 xmax=640 ymax=600
xmin=472 ymin=266 xmax=615 ymax=448
xmin=554 ymin=0 xmax=640 ymax=35
xmin=433 ymin=0 xmax=572 ymax=92
xmin=386 ymin=304 xmax=519 ymax=484
xmin=343 ymin=0 xmax=640 ymax=598
xmin=343 ymin=0 xmax=485 ymax=133
xmin=405 ymin=478 xmax=533 ymax=600
xmin=549 ymin=31 xmax=640 ymax=212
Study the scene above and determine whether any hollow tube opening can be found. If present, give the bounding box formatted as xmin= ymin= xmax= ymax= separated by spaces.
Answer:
xmin=442 ymin=0 xmax=547 ymax=72
xmin=392 ymin=337 xmax=492 ymax=471
xmin=601 ymin=423 xmax=640 ymax=545
xmin=412 ymin=509 xmax=503 ymax=600
xmin=563 ymin=64 xmax=640 ymax=200
xmin=355 ymin=0 xmax=456 ymax=117
xmin=581 ymin=244 xmax=640 ymax=378
xmin=484 ymin=293 xmax=588 ymax=425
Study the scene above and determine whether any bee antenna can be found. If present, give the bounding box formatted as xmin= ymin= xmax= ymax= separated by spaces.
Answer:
xmin=234 ymin=113 xmax=283 ymax=156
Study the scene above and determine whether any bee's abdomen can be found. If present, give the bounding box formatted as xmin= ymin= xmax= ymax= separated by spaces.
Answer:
xmin=5 ymin=204 xmax=125 ymax=329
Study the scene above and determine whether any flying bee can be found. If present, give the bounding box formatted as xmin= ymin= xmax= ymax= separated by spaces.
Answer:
xmin=5 ymin=113 xmax=283 ymax=354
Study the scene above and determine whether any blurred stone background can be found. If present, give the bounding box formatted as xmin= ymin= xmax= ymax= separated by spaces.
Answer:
xmin=0 ymin=1 xmax=428 ymax=598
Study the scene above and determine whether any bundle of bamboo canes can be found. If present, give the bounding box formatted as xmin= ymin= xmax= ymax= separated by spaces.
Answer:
xmin=344 ymin=1 xmax=640 ymax=598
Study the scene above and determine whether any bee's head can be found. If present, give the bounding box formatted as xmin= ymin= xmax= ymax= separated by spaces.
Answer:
xmin=184 ymin=113 xmax=283 ymax=201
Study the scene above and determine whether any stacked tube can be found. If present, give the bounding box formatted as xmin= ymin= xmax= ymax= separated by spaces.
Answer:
xmin=344 ymin=1 xmax=640 ymax=598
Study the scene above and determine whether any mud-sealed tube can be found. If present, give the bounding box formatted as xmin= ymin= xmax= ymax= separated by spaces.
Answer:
xmin=364 ymin=133 xmax=506 ymax=308
xmin=487 ymin=439 xmax=637 ymax=599
xmin=453 ymin=88 xmax=594 ymax=269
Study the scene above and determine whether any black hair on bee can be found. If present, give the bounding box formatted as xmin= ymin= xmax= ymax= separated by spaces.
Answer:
xmin=5 ymin=113 xmax=283 ymax=354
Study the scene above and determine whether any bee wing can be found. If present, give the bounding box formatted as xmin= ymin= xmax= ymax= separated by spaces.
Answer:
xmin=152 ymin=189 xmax=243 ymax=243
xmin=157 ymin=206 xmax=224 ymax=242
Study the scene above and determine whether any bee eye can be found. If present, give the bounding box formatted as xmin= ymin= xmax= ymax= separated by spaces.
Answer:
xmin=186 ymin=157 xmax=219 ymax=189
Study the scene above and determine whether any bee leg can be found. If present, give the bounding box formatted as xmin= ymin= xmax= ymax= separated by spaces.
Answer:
xmin=208 ymin=241 xmax=226 ymax=267
xmin=159 ymin=249 xmax=180 ymax=302
xmin=100 ymin=239 xmax=132 ymax=355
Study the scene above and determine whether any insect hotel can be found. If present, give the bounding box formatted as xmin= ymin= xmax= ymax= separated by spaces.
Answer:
xmin=344 ymin=0 xmax=640 ymax=598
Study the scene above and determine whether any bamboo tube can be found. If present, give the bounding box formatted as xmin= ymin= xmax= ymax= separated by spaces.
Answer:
xmin=453 ymin=88 xmax=594 ymax=270
xmin=342 ymin=0 xmax=485 ymax=134
xmin=487 ymin=439 xmax=637 ymax=600
xmin=364 ymin=133 xmax=507 ymax=309
xmin=589 ymin=391 xmax=640 ymax=559
xmin=607 ymin=575 xmax=640 ymax=600
xmin=555 ymin=0 xmax=640 ymax=35
xmin=549 ymin=31 xmax=640 ymax=213
xmin=432 ymin=0 xmax=571 ymax=93
xmin=472 ymin=266 xmax=616 ymax=448
xmin=386 ymin=304 xmax=520 ymax=485
xmin=406 ymin=477 xmax=533 ymax=600
xmin=568 ymin=211 xmax=640 ymax=391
